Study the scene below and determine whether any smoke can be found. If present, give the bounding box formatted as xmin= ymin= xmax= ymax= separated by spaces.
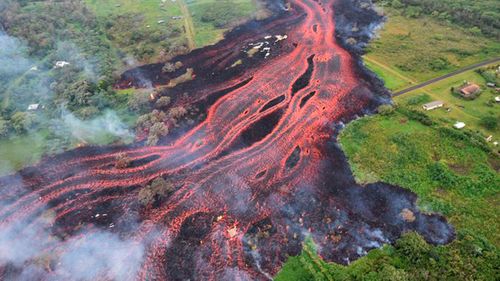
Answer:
xmin=59 ymin=109 xmax=134 ymax=144
xmin=0 ymin=179 xmax=145 ymax=281
xmin=54 ymin=232 xmax=144 ymax=281
xmin=0 ymin=32 xmax=32 ymax=80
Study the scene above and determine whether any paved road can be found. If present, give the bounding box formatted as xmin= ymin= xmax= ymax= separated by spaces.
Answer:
xmin=392 ymin=57 xmax=500 ymax=97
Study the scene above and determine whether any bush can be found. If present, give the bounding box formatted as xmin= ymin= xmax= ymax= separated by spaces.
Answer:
xmin=397 ymin=108 xmax=434 ymax=126
xmin=377 ymin=104 xmax=395 ymax=115
xmin=479 ymin=115 xmax=498 ymax=130
xmin=406 ymin=94 xmax=431 ymax=106
xmin=115 ymin=153 xmax=131 ymax=169
xmin=138 ymin=177 xmax=176 ymax=205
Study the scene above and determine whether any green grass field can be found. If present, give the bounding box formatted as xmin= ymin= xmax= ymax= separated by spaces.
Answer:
xmin=84 ymin=0 xmax=260 ymax=59
xmin=365 ymin=8 xmax=500 ymax=91
xmin=186 ymin=0 xmax=259 ymax=47
xmin=0 ymin=132 xmax=47 ymax=176
xmin=276 ymin=110 xmax=500 ymax=280
xmin=395 ymin=63 xmax=500 ymax=138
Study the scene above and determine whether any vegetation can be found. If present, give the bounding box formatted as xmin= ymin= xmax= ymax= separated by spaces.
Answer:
xmin=385 ymin=0 xmax=500 ymax=38
xmin=364 ymin=4 xmax=500 ymax=91
xmin=277 ymin=105 xmax=500 ymax=280
xmin=138 ymin=177 xmax=176 ymax=206
xmin=0 ymin=0 xmax=265 ymax=174
xmin=395 ymin=63 xmax=500 ymax=137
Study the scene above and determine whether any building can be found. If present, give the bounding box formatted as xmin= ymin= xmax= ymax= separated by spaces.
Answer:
xmin=422 ymin=101 xmax=444 ymax=111
xmin=459 ymin=83 xmax=481 ymax=98
xmin=486 ymin=82 xmax=496 ymax=88
xmin=27 ymin=104 xmax=40 ymax=111
xmin=495 ymin=96 xmax=500 ymax=103
xmin=454 ymin=122 xmax=466 ymax=129
xmin=54 ymin=61 xmax=70 ymax=68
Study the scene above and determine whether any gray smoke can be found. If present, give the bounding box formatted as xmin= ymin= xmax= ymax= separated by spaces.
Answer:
xmin=59 ymin=109 xmax=134 ymax=144
xmin=0 ymin=187 xmax=145 ymax=281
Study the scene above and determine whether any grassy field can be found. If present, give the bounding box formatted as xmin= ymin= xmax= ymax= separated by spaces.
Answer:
xmin=0 ymin=132 xmax=47 ymax=176
xmin=186 ymin=0 xmax=260 ymax=47
xmin=84 ymin=0 xmax=260 ymax=59
xmin=276 ymin=109 xmax=500 ymax=280
xmin=364 ymin=8 xmax=500 ymax=92
xmin=395 ymin=63 xmax=500 ymax=138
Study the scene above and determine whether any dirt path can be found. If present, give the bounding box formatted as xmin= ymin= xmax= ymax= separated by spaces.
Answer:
xmin=393 ymin=57 xmax=500 ymax=97
xmin=178 ymin=0 xmax=196 ymax=50
xmin=364 ymin=56 xmax=416 ymax=85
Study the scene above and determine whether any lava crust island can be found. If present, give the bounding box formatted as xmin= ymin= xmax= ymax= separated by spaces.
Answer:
xmin=0 ymin=0 xmax=454 ymax=280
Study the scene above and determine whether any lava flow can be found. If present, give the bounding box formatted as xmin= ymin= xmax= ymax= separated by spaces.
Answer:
xmin=0 ymin=0 xmax=454 ymax=280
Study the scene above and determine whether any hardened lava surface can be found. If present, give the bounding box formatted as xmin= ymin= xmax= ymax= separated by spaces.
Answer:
xmin=0 ymin=0 xmax=454 ymax=280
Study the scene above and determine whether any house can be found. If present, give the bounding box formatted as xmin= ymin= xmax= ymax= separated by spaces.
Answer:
xmin=27 ymin=104 xmax=40 ymax=111
xmin=422 ymin=101 xmax=444 ymax=111
xmin=459 ymin=83 xmax=481 ymax=98
xmin=54 ymin=61 xmax=70 ymax=68
xmin=495 ymin=96 xmax=500 ymax=103
xmin=453 ymin=122 xmax=466 ymax=129
xmin=486 ymin=82 xmax=496 ymax=88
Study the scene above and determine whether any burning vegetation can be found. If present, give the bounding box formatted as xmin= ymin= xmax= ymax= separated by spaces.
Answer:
xmin=0 ymin=0 xmax=454 ymax=280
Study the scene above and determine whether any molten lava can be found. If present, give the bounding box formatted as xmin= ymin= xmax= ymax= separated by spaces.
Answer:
xmin=0 ymin=0 xmax=454 ymax=280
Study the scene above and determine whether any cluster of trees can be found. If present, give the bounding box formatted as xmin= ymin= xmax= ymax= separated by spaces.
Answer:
xmin=199 ymin=1 xmax=247 ymax=28
xmin=278 ymin=231 xmax=499 ymax=281
xmin=134 ymin=105 xmax=189 ymax=146
xmin=104 ymin=13 xmax=187 ymax=61
xmin=476 ymin=65 xmax=500 ymax=86
xmin=138 ymin=177 xmax=176 ymax=206
xmin=380 ymin=0 xmax=500 ymax=38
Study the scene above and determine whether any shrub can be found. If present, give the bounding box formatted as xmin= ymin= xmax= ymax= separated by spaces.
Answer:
xmin=138 ymin=177 xmax=176 ymax=205
xmin=115 ymin=153 xmax=131 ymax=169
xmin=479 ymin=115 xmax=498 ymax=130
xmin=377 ymin=104 xmax=395 ymax=115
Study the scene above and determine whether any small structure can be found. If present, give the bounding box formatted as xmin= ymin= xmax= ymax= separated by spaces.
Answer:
xmin=486 ymin=135 xmax=493 ymax=142
xmin=453 ymin=122 xmax=466 ymax=129
xmin=27 ymin=104 xmax=40 ymax=111
xmin=54 ymin=61 xmax=70 ymax=68
xmin=495 ymin=96 xmax=500 ymax=103
xmin=486 ymin=82 xmax=496 ymax=88
xmin=459 ymin=83 xmax=481 ymax=98
xmin=422 ymin=101 xmax=444 ymax=111
xmin=157 ymin=20 xmax=165 ymax=24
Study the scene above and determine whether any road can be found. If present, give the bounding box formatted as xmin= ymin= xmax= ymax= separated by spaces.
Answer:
xmin=178 ymin=0 xmax=196 ymax=50
xmin=392 ymin=57 xmax=500 ymax=97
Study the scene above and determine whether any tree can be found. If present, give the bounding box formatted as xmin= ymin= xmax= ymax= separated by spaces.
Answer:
xmin=168 ymin=106 xmax=188 ymax=120
xmin=115 ymin=153 xmax=131 ymax=169
xmin=377 ymin=104 xmax=395 ymax=116
xmin=147 ymin=122 xmax=169 ymax=146
xmin=128 ymin=91 xmax=152 ymax=113
xmin=0 ymin=118 xmax=9 ymax=138
xmin=11 ymin=112 xmax=35 ymax=133
xmin=138 ymin=177 xmax=176 ymax=205
xmin=162 ymin=62 xmax=176 ymax=73
xmin=479 ymin=115 xmax=498 ymax=130
xmin=155 ymin=96 xmax=171 ymax=109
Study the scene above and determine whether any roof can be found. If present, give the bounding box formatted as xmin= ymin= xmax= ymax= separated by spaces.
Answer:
xmin=27 ymin=104 xmax=39 ymax=110
xmin=460 ymin=84 xmax=481 ymax=96
xmin=454 ymin=122 xmax=466 ymax=129
xmin=423 ymin=101 xmax=444 ymax=108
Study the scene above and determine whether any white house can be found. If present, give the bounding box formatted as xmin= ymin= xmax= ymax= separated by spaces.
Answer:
xmin=422 ymin=101 xmax=444 ymax=111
